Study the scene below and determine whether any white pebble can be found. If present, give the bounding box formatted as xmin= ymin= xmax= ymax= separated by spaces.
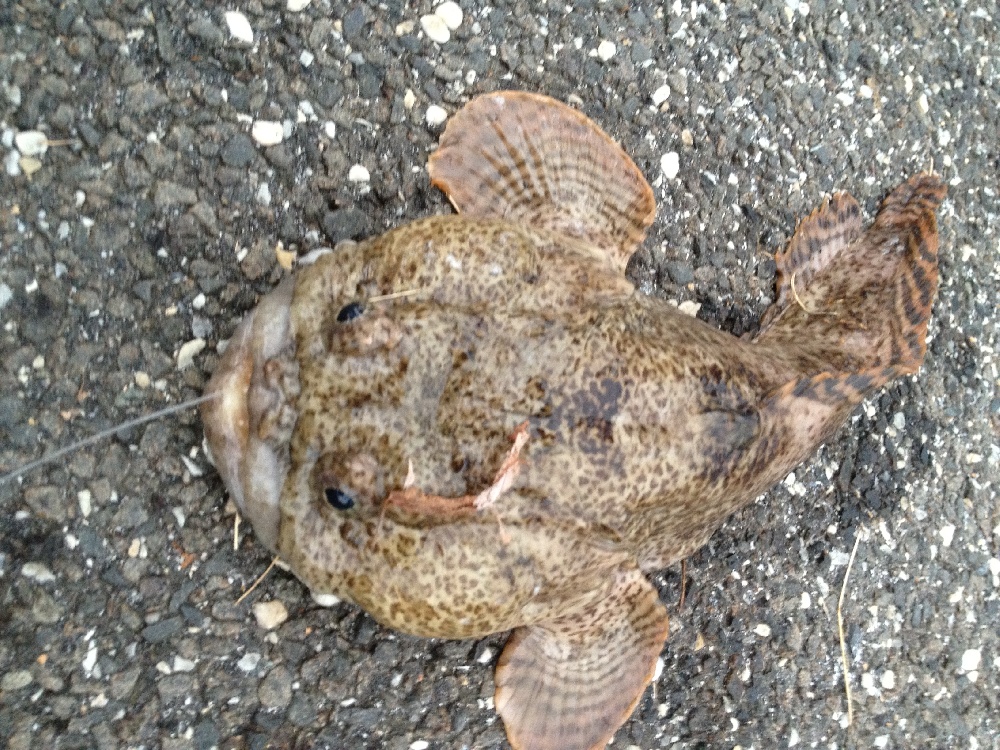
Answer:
xmin=176 ymin=338 xmax=206 ymax=370
xmin=960 ymin=648 xmax=981 ymax=672
xmin=299 ymin=49 xmax=314 ymax=67
xmin=597 ymin=40 xmax=616 ymax=61
xmin=989 ymin=558 xmax=1000 ymax=576
xmin=800 ymin=592 xmax=812 ymax=609
xmin=661 ymin=151 xmax=680 ymax=179
xmin=253 ymin=599 xmax=289 ymax=630
xmin=859 ymin=84 xmax=873 ymax=99
xmin=409 ymin=742 xmax=430 ymax=750
xmin=225 ymin=10 xmax=254 ymax=44
xmin=753 ymin=623 xmax=772 ymax=637
xmin=252 ymin=120 xmax=284 ymax=146
xmin=435 ymin=1 xmax=463 ymax=30
xmin=677 ymin=300 xmax=700 ymax=317
xmin=173 ymin=655 xmax=196 ymax=672
xmin=0 ymin=282 xmax=13 ymax=310
xmin=21 ymin=562 xmax=56 ymax=583
xmin=237 ymin=652 xmax=262 ymax=672
xmin=78 ymin=489 xmax=92 ymax=518
xmin=917 ymin=92 xmax=929 ymax=114
xmin=651 ymin=84 xmax=671 ymax=106
xmin=421 ymin=13 xmax=451 ymax=44
xmin=256 ymin=182 xmax=272 ymax=206
xmin=15 ymin=130 xmax=48 ymax=156
xmin=939 ymin=524 xmax=956 ymax=547
xmin=348 ymin=164 xmax=370 ymax=183
xmin=880 ymin=670 xmax=896 ymax=690
xmin=403 ymin=89 xmax=416 ymax=110
xmin=4 ymin=150 xmax=20 ymax=176
xmin=323 ymin=121 xmax=337 ymax=139
xmin=82 ymin=643 xmax=98 ymax=675
xmin=311 ymin=592 xmax=342 ymax=607
xmin=287 ymin=0 xmax=311 ymax=10
xmin=425 ymin=104 xmax=448 ymax=127
xmin=476 ymin=647 xmax=494 ymax=664
xmin=938 ymin=129 xmax=951 ymax=147
xmin=134 ymin=371 xmax=151 ymax=388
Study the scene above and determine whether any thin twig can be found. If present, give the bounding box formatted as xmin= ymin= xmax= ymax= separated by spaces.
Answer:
xmin=838 ymin=527 xmax=864 ymax=728
xmin=368 ymin=288 xmax=426 ymax=303
xmin=235 ymin=556 xmax=281 ymax=605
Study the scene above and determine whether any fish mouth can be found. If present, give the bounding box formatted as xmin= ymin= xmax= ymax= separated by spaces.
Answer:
xmin=201 ymin=277 xmax=298 ymax=551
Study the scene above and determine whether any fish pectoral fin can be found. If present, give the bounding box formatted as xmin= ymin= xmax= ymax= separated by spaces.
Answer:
xmin=494 ymin=567 xmax=669 ymax=750
xmin=427 ymin=91 xmax=655 ymax=272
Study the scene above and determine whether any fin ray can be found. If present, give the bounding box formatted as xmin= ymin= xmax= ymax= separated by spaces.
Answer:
xmin=428 ymin=91 xmax=656 ymax=271
xmin=494 ymin=566 xmax=668 ymax=750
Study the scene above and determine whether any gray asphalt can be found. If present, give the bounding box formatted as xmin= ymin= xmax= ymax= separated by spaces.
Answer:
xmin=1 ymin=1 xmax=997 ymax=748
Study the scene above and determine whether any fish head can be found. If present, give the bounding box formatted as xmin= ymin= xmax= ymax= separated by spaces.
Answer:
xmin=200 ymin=277 xmax=298 ymax=551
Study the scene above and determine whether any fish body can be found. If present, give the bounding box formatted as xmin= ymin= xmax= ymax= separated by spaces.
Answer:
xmin=201 ymin=92 xmax=946 ymax=750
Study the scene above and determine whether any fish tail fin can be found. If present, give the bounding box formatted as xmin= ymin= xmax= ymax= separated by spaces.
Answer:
xmin=757 ymin=174 xmax=946 ymax=387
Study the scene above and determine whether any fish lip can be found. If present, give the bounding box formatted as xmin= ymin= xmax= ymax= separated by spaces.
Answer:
xmin=201 ymin=277 xmax=297 ymax=551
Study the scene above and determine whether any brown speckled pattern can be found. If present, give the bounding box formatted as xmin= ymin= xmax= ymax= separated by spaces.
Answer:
xmin=201 ymin=92 xmax=946 ymax=750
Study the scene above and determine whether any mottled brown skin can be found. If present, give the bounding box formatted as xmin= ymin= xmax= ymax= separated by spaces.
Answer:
xmin=201 ymin=92 xmax=946 ymax=750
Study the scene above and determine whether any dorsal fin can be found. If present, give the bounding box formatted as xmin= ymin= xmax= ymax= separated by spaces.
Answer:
xmin=428 ymin=91 xmax=656 ymax=272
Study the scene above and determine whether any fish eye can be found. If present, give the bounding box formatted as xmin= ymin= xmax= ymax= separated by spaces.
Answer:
xmin=336 ymin=301 xmax=365 ymax=322
xmin=324 ymin=487 xmax=355 ymax=510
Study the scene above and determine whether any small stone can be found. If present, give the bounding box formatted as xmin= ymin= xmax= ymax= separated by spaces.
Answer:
xmin=134 ymin=371 xmax=151 ymax=388
xmin=173 ymin=655 xmax=196 ymax=672
xmin=311 ymin=592 xmax=342 ymax=607
xmin=253 ymin=600 xmax=290 ymax=630
xmin=409 ymin=742 xmax=430 ymax=750
xmin=19 ymin=156 xmax=42 ymax=176
xmin=421 ymin=13 xmax=450 ymax=44
xmin=753 ymin=623 xmax=772 ymax=637
xmin=426 ymin=105 xmax=448 ymax=127
xmin=237 ymin=652 xmax=262 ymax=672
xmin=597 ymin=40 xmax=616 ymax=61
xmin=403 ymin=89 xmax=416 ymax=110
xmin=221 ymin=134 xmax=256 ymax=168
xmin=348 ymin=164 xmax=370 ymax=182
xmin=1 ymin=670 xmax=33 ymax=691
xmin=0 ymin=282 xmax=13 ymax=310
xmin=880 ymin=670 xmax=895 ymax=689
xmin=78 ymin=489 xmax=92 ymax=518
xmin=651 ymin=84 xmax=670 ymax=106
xmin=15 ymin=130 xmax=48 ymax=156
xmin=21 ymin=562 xmax=56 ymax=583
xmin=661 ymin=151 xmax=680 ymax=179
xmin=256 ymin=182 xmax=272 ymax=206
xmin=287 ymin=0 xmax=310 ymax=10
xmin=4 ymin=150 xmax=19 ymax=176
xmin=435 ymin=1 xmax=463 ymax=30
xmin=960 ymin=649 xmax=981 ymax=672
xmin=259 ymin=665 xmax=293 ymax=709
xmin=225 ymin=11 xmax=254 ymax=44
xmin=252 ymin=120 xmax=284 ymax=146
xmin=939 ymin=524 xmax=956 ymax=547
xmin=678 ymin=300 xmax=701 ymax=317
xmin=176 ymin=338 xmax=206 ymax=370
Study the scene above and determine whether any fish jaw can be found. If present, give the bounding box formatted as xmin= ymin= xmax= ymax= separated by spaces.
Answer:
xmin=201 ymin=277 xmax=299 ymax=551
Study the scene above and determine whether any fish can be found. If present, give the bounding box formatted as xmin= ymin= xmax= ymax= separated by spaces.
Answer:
xmin=200 ymin=91 xmax=946 ymax=750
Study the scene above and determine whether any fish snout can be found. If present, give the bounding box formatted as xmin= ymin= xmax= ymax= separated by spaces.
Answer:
xmin=201 ymin=277 xmax=298 ymax=551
